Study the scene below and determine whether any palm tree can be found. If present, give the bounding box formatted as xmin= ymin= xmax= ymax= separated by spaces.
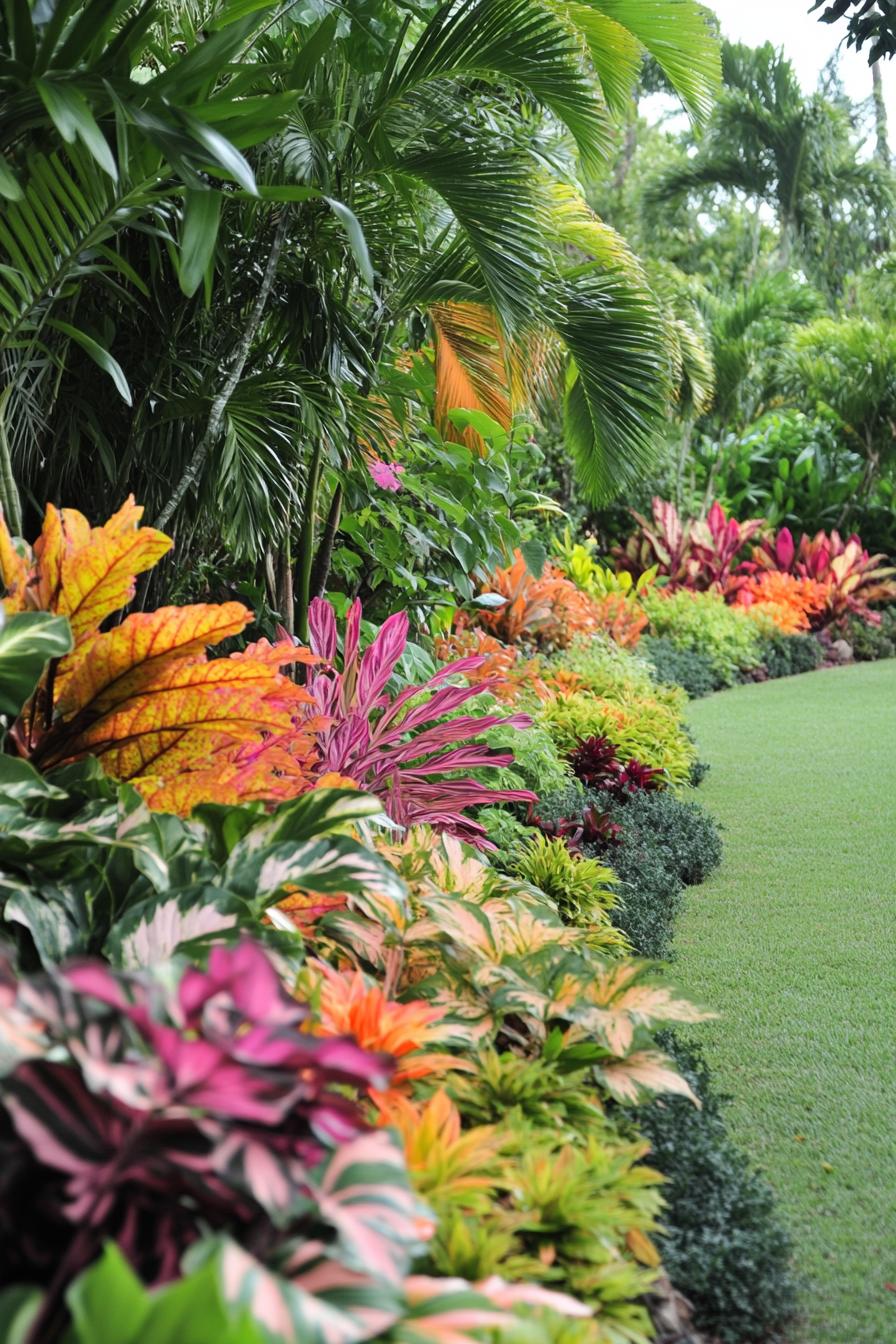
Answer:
xmin=1 ymin=0 xmax=722 ymax=635
xmin=649 ymin=42 xmax=892 ymax=280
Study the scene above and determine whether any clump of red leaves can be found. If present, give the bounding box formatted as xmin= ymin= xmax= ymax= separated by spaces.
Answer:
xmin=568 ymin=735 xmax=666 ymax=799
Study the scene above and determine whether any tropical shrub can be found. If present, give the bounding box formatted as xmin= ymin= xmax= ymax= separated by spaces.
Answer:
xmin=0 ymin=500 xmax=321 ymax=812
xmin=0 ymin=939 xmax=426 ymax=1344
xmin=609 ymin=792 xmax=723 ymax=890
xmin=748 ymin=526 xmax=896 ymax=625
xmin=433 ymin=628 xmax=549 ymax=703
xmin=510 ymin=833 xmax=627 ymax=953
xmin=388 ymin=1083 xmax=666 ymax=1344
xmin=640 ymin=636 xmax=718 ymax=699
xmin=706 ymin=408 xmax=857 ymax=535
xmin=734 ymin=571 xmax=831 ymax=633
xmin=472 ymin=550 xmax=599 ymax=650
xmin=552 ymin=538 xmax=652 ymax=647
xmin=614 ymin=499 xmax=763 ymax=592
xmin=759 ymin=631 xmax=824 ymax=680
xmin=642 ymin=590 xmax=764 ymax=686
xmin=532 ymin=787 xmax=723 ymax=961
xmin=844 ymin=609 xmax=896 ymax=660
xmin=526 ymin=794 xmax=623 ymax=855
xmin=297 ymin=598 xmax=535 ymax=847
xmin=481 ymin=707 xmax=574 ymax=800
xmin=316 ymin=829 xmax=709 ymax=1106
xmin=0 ymin=754 xmax=403 ymax=971
xmin=640 ymin=1035 xmax=798 ymax=1344
xmin=602 ymin=822 xmax=687 ymax=963
xmin=548 ymin=635 xmax=686 ymax=712
xmin=538 ymin=692 xmax=698 ymax=786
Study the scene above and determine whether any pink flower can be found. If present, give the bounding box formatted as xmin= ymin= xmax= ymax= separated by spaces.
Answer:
xmin=368 ymin=460 xmax=405 ymax=492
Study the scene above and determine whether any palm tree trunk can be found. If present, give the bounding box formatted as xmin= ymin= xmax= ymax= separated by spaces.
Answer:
xmin=872 ymin=61 xmax=890 ymax=167
xmin=0 ymin=386 xmax=22 ymax=534
xmin=154 ymin=211 xmax=289 ymax=531
xmin=310 ymin=482 xmax=343 ymax=599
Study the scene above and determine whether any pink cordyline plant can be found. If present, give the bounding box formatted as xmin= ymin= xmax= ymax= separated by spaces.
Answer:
xmin=614 ymin=498 xmax=764 ymax=592
xmin=292 ymin=598 xmax=536 ymax=847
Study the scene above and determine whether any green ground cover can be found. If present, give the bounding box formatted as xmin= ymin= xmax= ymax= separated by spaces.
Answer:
xmin=679 ymin=662 xmax=896 ymax=1344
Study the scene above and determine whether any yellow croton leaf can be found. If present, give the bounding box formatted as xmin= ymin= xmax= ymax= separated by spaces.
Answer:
xmin=4 ymin=499 xmax=325 ymax=813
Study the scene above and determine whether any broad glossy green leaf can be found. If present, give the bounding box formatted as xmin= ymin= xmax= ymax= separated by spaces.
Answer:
xmin=67 ymin=1243 xmax=151 ymax=1344
xmin=3 ymin=886 xmax=88 ymax=968
xmin=0 ymin=610 xmax=73 ymax=719
xmin=0 ymin=754 xmax=67 ymax=801
xmin=178 ymin=188 xmax=222 ymax=297
xmin=45 ymin=319 xmax=132 ymax=403
xmin=0 ymin=1285 xmax=41 ymax=1344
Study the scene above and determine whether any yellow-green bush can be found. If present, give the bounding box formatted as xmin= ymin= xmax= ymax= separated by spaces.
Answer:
xmin=548 ymin=634 xmax=687 ymax=711
xmin=538 ymin=690 xmax=698 ymax=786
xmin=641 ymin=590 xmax=763 ymax=687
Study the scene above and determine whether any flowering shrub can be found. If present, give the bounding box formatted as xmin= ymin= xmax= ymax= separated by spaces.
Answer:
xmin=472 ymin=550 xmax=599 ymax=650
xmin=368 ymin=458 xmax=406 ymax=492
xmin=614 ymin=499 xmax=763 ymax=593
xmin=295 ymin=598 xmax=535 ymax=847
xmin=0 ymin=939 xmax=429 ymax=1342
xmin=747 ymin=526 xmax=896 ymax=625
xmin=0 ymin=499 xmax=321 ymax=812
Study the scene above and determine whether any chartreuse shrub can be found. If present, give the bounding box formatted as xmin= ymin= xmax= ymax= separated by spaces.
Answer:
xmin=511 ymin=833 xmax=629 ymax=954
xmin=547 ymin=634 xmax=687 ymax=712
xmin=537 ymin=690 xmax=698 ymax=786
xmin=639 ymin=1035 xmax=798 ymax=1344
xmin=642 ymin=589 xmax=763 ymax=687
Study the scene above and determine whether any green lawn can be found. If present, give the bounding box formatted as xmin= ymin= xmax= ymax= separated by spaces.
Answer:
xmin=677 ymin=661 xmax=896 ymax=1344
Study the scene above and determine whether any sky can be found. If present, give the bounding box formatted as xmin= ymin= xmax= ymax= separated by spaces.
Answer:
xmin=705 ymin=0 xmax=894 ymax=128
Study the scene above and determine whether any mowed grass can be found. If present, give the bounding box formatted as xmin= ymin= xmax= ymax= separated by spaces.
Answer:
xmin=677 ymin=661 xmax=896 ymax=1344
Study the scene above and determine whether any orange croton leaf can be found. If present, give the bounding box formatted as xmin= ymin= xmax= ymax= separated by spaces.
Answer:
xmin=2 ymin=500 xmax=324 ymax=813
xmin=305 ymin=960 xmax=470 ymax=1095
xmin=2 ymin=498 xmax=172 ymax=641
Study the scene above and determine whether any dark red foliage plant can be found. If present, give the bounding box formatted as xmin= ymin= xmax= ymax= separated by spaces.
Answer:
xmin=567 ymin=735 xmax=665 ymax=799
xmin=0 ymin=939 xmax=426 ymax=1344
xmin=526 ymin=801 xmax=622 ymax=853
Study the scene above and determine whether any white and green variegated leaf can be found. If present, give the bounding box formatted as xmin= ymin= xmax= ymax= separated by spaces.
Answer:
xmin=104 ymin=888 xmax=247 ymax=969
xmin=223 ymin=836 xmax=407 ymax=910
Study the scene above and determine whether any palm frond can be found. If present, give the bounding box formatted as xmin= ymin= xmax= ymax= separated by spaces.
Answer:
xmin=399 ymin=135 xmax=550 ymax=332
xmin=558 ymin=271 xmax=670 ymax=504
xmin=429 ymin=301 xmax=511 ymax=450
xmin=587 ymin=0 xmax=721 ymax=122
xmin=378 ymin=0 xmax=613 ymax=172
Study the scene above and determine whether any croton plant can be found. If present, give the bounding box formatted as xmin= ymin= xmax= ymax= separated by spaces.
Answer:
xmin=0 ymin=502 xmax=533 ymax=841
